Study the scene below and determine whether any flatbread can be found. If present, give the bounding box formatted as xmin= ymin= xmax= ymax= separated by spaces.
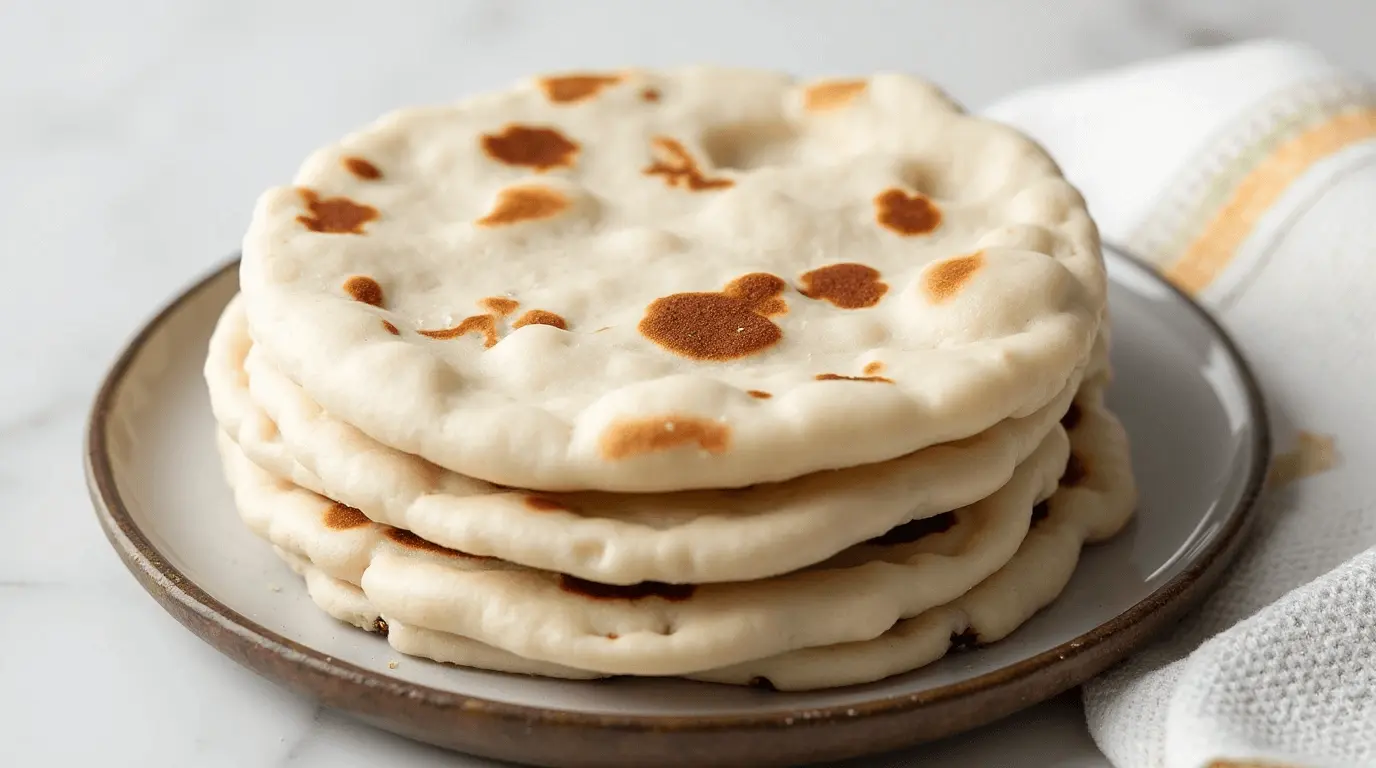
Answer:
xmin=238 ymin=66 xmax=1105 ymax=493
xmin=208 ymin=295 xmax=1104 ymax=584
xmin=216 ymin=423 xmax=1068 ymax=675
xmin=252 ymin=382 xmax=1133 ymax=689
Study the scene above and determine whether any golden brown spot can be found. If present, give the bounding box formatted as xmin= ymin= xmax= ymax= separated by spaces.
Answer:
xmin=513 ymin=309 xmax=568 ymax=330
xmin=523 ymin=495 xmax=574 ymax=513
xmin=641 ymin=87 xmax=661 ymax=102
xmin=419 ymin=314 xmax=498 ymax=347
xmin=747 ymin=390 xmax=772 ymax=399
xmin=381 ymin=319 xmax=400 ymax=336
xmin=643 ymin=137 xmax=733 ymax=191
xmin=605 ymin=633 xmax=619 ymax=640
xmin=639 ymin=273 xmax=787 ymax=361
xmin=1030 ymin=500 xmax=1051 ymax=526
xmin=924 ymin=252 xmax=985 ymax=303
xmin=481 ymin=125 xmax=579 ymax=172
xmin=1060 ymin=401 xmax=1083 ymax=431
xmin=1060 ymin=452 xmax=1087 ymax=487
xmin=558 ymin=575 xmax=696 ymax=602
xmin=875 ymin=188 xmax=941 ymax=236
xmin=816 ymin=373 xmax=893 ymax=384
xmin=863 ymin=361 xmax=885 ymax=376
xmin=383 ymin=527 xmax=484 ymax=559
xmin=1268 ymin=431 xmax=1340 ymax=488
xmin=798 ymin=263 xmax=888 ymax=309
xmin=599 ymin=415 xmax=731 ymax=461
xmin=343 ymin=275 xmax=384 ymax=307
xmin=538 ymin=73 xmax=623 ymax=103
xmin=296 ymin=188 xmax=378 ymax=234
xmin=476 ymin=185 xmax=570 ymax=227
xmin=481 ymin=297 xmax=519 ymax=316
xmin=342 ymin=156 xmax=382 ymax=180
xmin=323 ymin=502 xmax=370 ymax=530
xmin=865 ymin=511 xmax=956 ymax=546
xmin=802 ymin=79 xmax=866 ymax=111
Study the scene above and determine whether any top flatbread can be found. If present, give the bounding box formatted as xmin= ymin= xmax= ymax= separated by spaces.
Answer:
xmin=239 ymin=66 xmax=1106 ymax=492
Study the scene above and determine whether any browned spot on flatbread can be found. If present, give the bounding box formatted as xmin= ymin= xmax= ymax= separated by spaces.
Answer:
xmin=1060 ymin=452 xmax=1087 ymax=487
xmin=605 ymin=633 xmax=619 ymax=640
xmin=513 ymin=309 xmax=568 ymax=330
xmin=342 ymin=156 xmax=382 ymax=180
xmin=875 ymin=188 xmax=941 ymax=236
xmin=557 ymin=575 xmax=696 ymax=602
xmin=343 ymin=275 xmax=384 ymax=307
xmin=476 ymin=185 xmax=570 ymax=227
xmin=419 ymin=314 xmax=499 ymax=347
xmin=323 ymin=502 xmax=370 ymax=530
xmin=1061 ymin=401 xmax=1083 ymax=430
xmin=481 ymin=297 xmax=519 ymax=316
xmin=863 ymin=361 xmax=885 ymax=376
xmin=639 ymin=273 xmax=787 ymax=361
xmin=372 ymin=617 xmax=389 ymax=635
xmin=643 ymin=137 xmax=733 ymax=191
xmin=524 ymin=495 xmax=574 ymax=513
xmin=798 ymin=263 xmax=888 ymax=309
xmin=296 ymin=188 xmax=378 ymax=234
xmin=481 ymin=125 xmax=579 ymax=172
xmin=1030 ymin=500 xmax=1051 ymax=526
xmin=538 ymin=73 xmax=623 ymax=103
xmin=747 ymin=390 xmax=772 ymax=399
xmin=865 ymin=511 xmax=956 ymax=546
xmin=816 ymin=373 xmax=893 ymax=384
xmin=949 ymin=628 xmax=981 ymax=650
xmin=381 ymin=319 xmax=400 ymax=335
xmin=924 ymin=252 xmax=985 ymax=303
xmin=383 ymin=527 xmax=485 ymax=560
xmin=599 ymin=415 xmax=731 ymax=461
xmin=641 ymin=87 xmax=661 ymax=102
xmin=1268 ymin=431 xmax=1340 ymax=488
xmin=802 ymin=79 xmax=866 ymax=111
xmin=748 ymin=676 xmax=778 ymax=691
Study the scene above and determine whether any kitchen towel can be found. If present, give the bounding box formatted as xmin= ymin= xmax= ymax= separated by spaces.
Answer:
xmin=986 ymin=38 xmax=1376 ymax=768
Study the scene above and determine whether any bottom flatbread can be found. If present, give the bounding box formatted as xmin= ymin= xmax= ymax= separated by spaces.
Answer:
xmin=227 ymin=381 xmax=1133 ymax=689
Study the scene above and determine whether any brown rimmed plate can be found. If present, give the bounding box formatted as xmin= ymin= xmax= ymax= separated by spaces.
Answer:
xmin=86 ymin=244 xmax=1268 ymax=768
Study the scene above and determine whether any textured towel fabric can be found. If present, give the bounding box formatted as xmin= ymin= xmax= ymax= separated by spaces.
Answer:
xmin=985 ymin=39 xmax=1376 ymax=768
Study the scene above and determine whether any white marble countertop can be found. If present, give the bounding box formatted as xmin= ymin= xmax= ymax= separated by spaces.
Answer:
xmin=5 ymin=1 xmax=1375 ymax=766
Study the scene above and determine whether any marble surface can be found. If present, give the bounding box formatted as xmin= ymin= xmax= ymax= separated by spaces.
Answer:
xmin=5 ymin=1 xmax=1376 ymax=766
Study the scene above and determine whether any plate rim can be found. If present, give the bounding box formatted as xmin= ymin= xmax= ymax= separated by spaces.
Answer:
xmin=85 ymin=246 xmax=1271 ymax=763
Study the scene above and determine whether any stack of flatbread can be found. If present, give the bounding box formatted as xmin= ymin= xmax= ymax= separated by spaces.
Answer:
xmin=205 ymin=67 xmax=1136 ymax=691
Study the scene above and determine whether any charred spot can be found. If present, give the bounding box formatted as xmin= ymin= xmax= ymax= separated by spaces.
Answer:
xmin=557 ymin=575 xmax=696 ymax=602
xmin=748 ymin=676 xmax=778 ymax=691
xmin=865 ymin=511 xmax=957 ymax=546
xmin=949 ymin=629 xmax=981 ymax=651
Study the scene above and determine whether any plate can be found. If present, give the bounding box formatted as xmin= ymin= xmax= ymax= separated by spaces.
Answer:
xmin=86 ymin=245 xmax=1268 ymax=768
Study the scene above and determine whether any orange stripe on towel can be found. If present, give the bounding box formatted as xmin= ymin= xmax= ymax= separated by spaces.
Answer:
xmin=1165 ymin=108 xmax=1376 ymax=295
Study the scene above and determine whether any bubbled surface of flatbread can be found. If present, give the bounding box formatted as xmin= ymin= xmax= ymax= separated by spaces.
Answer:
xmin=216 ymin=424 xmax=1068 ymax=676
xmin=239 ymin=67 xmax=1105 ymax=492
xmin=208 ymin=294 xmax=1106 ymax=585
xmin=223 ymin=382 xmax=1132 ymax=689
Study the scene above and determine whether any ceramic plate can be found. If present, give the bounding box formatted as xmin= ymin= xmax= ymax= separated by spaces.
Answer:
xmin=87 ymin=245 xmax=1268 ymax=768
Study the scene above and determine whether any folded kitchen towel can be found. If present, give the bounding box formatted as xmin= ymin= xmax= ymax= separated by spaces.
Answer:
xmin=985 ymin=39 xmax=1376 ymax=768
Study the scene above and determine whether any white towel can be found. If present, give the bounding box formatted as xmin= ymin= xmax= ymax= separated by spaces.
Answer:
xmin=983 ymin=39 xmax=1376 ymax=768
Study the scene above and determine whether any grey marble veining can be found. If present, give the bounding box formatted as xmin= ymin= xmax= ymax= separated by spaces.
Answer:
xmin=2 ymin=1 xmax=1373 ymax=766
